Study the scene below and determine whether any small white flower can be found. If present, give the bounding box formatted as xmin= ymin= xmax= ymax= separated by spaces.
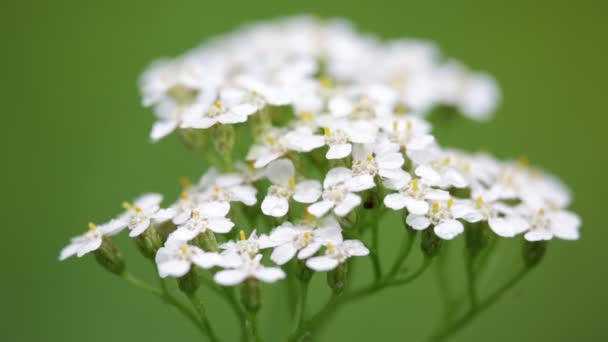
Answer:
xmin=267 ymin=217 xmax=343 ymax=265
xmin=219 ymin=230 xmax=273 ymax=260
xmin=410 ymin=146 xmax=468 ymax=189
xmin=261 ymin=159 xmax=321 ymax=217
xmin=59 ymin=221 xmax=124 ymax=260
xmin=351 ymin=139 xmax=406 ymax=181
xmin=155 ymin=239 xmax=220 ymax=278
xmin=308 ymin=167 xmax=375 ymax=217
xmin=214 ymin=254 xmax=286 ymax=286
xmin=522 ymin=208 xmax=581 ymax=241
xmin=169 ymin=202 xmax=234 ymax=241
xmin=381 ymin=115 xmax=434 ymax=155
xmin=181 ymin=97 xmax=257 ymax=129
xmin=384 ymin=174 xmax=450 ymax=215
xmin=316 ymin=118 xmax=378 ymax=160
xmin=198 ymin=172 xmax=258 ymax=206
xmin=306 ymin=240 xmax=370 ymax=271
xmin=169 ymin=191 xmax=200 ymax=225
xmin=452 ymin=195 xmax=529 ymax=238
xmin=118 ymin=194 xmax=175 ymax=237
xmin=405 ymin=199 xmax=465 ymax=240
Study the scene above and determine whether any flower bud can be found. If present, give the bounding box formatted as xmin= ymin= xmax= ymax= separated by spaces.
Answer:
xmin=420 ymin=229 xmax=442 ymax=258
xmin=193 ymin=230 xmax=219 ymax=252
xmin=241 ymin=278 xmax=261 ymax=313
xmin=178 ymin=128 xmax=207 ymax=152
xmin=327 ymin=262 xmax=347 ymax=295
xmin=178 ymin=269 xmax=200 ymax=294
xmin=94 ymin=237 xmax=126 ymax=276
xmin=134 ymin=227 xmax=163 ymax=260
xmin=523 ymin=240 xmax=547 ymax=268
xmin=210 ymin=124 xmax=235 ymax=159
xmin=297 ymin=260 xmax=314 ymax=283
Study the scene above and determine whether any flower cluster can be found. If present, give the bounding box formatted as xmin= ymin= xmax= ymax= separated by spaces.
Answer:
xmin=60 ymin=16 xmax=581 ymax=342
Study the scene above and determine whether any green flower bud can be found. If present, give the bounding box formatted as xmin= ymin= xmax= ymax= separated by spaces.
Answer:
xmin=327 ymin=262 xmax=347 ymax=295
xmin=94 ymin=237 xmax=125 ymax=276
xmin=193 ymin=229 xmax=219 ymax=252
xmin=178 ymin=128 xmax=207 ymax=152
xmin=421 ymin=229 xmax=442 ymax=258
xmin=134 ymin=227 xmax=163 ymax=260
xmin=178 ymin=269 xmax=200 ymax=294
xmin=297 ymin=260 xmax=314 ymax=283
xmin=523 ymin=240 xmax=547 ymax=268
xmin=241 ymin=278 xmax=261 ymax=313
xmin=210 ymin=124 xmax=235 ymax=158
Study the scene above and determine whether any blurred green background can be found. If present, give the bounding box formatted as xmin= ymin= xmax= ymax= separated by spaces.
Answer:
xmin=2 ymin=0 xmax=607 ymax=341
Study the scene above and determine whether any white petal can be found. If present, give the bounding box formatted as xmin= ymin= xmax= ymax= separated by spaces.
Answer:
xmin=297 ymin=242 xmax=322 ymax=259
xmin=406 ymin=214 xmax=431 ymax=230
xmin=405 ymin=198 xmax=430 ymax=215
xmin=231 ymin=103 xmax=258 ymax=116
xmin=231 ymin=185 xmax=258 ymax=206
xmin=265 ymin=159 xmax=295 ymax=184
xmin=198 ymin=201 xmax=231 ymax=218
xmin=323 ymin=167 xmax=352 ymax=188
xmin=217 ymin=111 xmax=248 ymax=124
xmin=261 ymin=195 xmax=289 ymax=217
xmin=271 ymin=244 xmax=298 ymax=265
xmin=158 ymin=260 xmax=191 ymax=278
xmin=135 ymin=194 xmax=163 ymax=208
xmin=551 ymin=211 xmax=581 ymax=240
xmin=76 ymin=238 xmax=103 ymax=257
xmin=293 ymin=180 xmax=322 ymax=203
xmin=254 ymin=152 xmax=283 ymax=169
xmin=307 ymin=200 xmax=335 ymax=217
xmin=129 ymin=219 xmax=151 ymax=237
xmin=384 ymin=193 xmax=408 ymax=210
xmin=59 ymin=242 xmax=81 ymax=261
xmin=346 ymin=175 xmax=375 ymax=192
xmin=434 ymin=219 xmax=464 ymax=240
xmin=253 ymin=267 xmax=286 ymax=283
xmin=207 ymin=217 xmax=235 ymax=234
xmin=415 ymin=165 xmax=441 ymax=184
xmin=326 ymin=143 xmax=352 ymax=159
xmin=285 ymin=131 xmax=325 ymax=152
xmin=169 ymin=227 xmax=200 ymax=241
xmin=334 ymin=194 xmax=361 ymax=217
xmin=214 ymin=269 xmax=249 ymax=286
xmin=150 ymin=120 xmax=178 ymax=142
xmin=191 ymin=251 xmax=220 ymax=269
xmin=377 ymin=153 xmax=404 ymax=170
xmin=154 ymin=208 xmax=176 ymax=222
xmin=425 ymin=189 xmax=451 ymax=201
xmin=488 ymin=218 xmax=518 ymax=237
xmin=343 ymin=240 xmax=370 ymax=256
xmin=524 ymin=230 xmax=553 ymax=242
xmin=306 ymin=256 xmax=339 ymax=272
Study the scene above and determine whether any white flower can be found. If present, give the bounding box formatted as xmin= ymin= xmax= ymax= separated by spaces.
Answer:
xmin=214 ymin=254 xmax=286 ymax=286
xmin=405 ymin=199 xmax=465 ymax=240
xmin=169 ymin=202 xmax=234 ymax=241
xmin=198 ymin=172 xmax=257 ymax=206
xmin=410 ymin=146 xmax=468 ymax=189
xmin=181 ymin=97 xmax=257 ymax=129
xmin=452 ymin=195 xmax=529 ymax=238
xmin=59 ymin=221 xmax=125 ymax=260
xmin=118 ymin=194 xmax=175 ymax=237
xmin=219 ymin=230 xmax=273 ymax=259
xmin=522 ymin=208 xmax=581 ymax=241
xmin=155 ymin=239 xmax=220 ymax=278
xmin=261 ymin=159 xmax=321 ymax=217
xmin=306 ymin=240 xmax=369 ymax=271
xmin=307 ymin=167 xmax=375 ymax=217
xmin=266 ymin=217 xmax=343 ymax=265
xmin=381 ymin=115 xmax=434 ymax=154
xmin=316 ymin=117 xmax=379 ymax=160
xmin=384 ymin=174 xmax=450 ymax=215
xmin=351 ymin=138 xmax=406 ymax=181
xmin=168 ymin=191 xmax=200 ymax=225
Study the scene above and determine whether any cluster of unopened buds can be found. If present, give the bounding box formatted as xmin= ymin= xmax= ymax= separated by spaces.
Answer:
xmin=60 ymin=16 xmax=581 ymax=342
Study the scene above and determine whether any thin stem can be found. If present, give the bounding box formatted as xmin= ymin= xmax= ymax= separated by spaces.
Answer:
xmin=186 ymin=292 xmax=221 ymax=342
xmin=247 ymin=312 xmax=262 ymax=342
xmin=465 ymin=253 xmax=478 ymax=309
xmin=122 ymin=272 xmax=163 ymax=297
xmin=370 ymin=210 xmax=382 ymax=280
xmin=429 ymin=267 xmax=531 ymax=342
xmin=292 ymin=280 xmax=310 ymax=334
xmin=387 ymin=229 xmax=416 ymax=279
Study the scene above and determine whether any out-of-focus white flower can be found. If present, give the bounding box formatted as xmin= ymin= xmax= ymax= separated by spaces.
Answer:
xmin=351 ymin=138 xmax=406 ymax=181
xmin=59 ymin=221 xmax=124 ymax=260
xmin=308 ymin=167 xmax=375 ymax=217
xmin=155 ymin=239 xmax=220 ymax=278
xmin=246 ymin=128 xmax=324 ymax=168
xmin=198 ymin=171 xmax=258 ymax=206
xmin=522 ymin=208 xmax=581 ymax=241
xmin=261 ymin=159 xmax=321 ymax=217
xmin=306 ymin=240 xmax=369 ymax=271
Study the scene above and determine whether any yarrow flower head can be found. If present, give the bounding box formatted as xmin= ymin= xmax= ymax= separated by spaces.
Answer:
xmin=60 ymin=16 xmax=581 ymax=342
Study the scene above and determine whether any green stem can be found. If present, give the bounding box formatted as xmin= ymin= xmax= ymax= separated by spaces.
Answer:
xmin=370 ymin=210 xmax=382 ymax=280
xmin=292 ymin=280 xmax=309 ymax=334
xmin=186 ymin=292 xmax=221 ymax=342
xmin=387 ymin=229 xmax=416 ymax=279
xmin=465 ymin=253 xmax=478 ymax=309
xmin=429 ymin=267 xmax=531 ymax=342
xmin=122 ymin=272 xmax=163 ymax=297
xmin=247 ymin=312 xmax=262 ymax=342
